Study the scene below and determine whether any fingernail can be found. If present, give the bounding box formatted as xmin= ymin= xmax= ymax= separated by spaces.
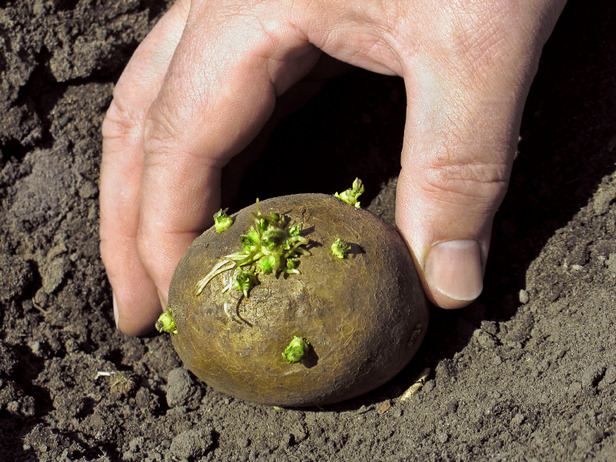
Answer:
xmin=425 ymin=240 xmax=483 ymax=301
xmin=112 ymin=292 xmax=119 ymax=328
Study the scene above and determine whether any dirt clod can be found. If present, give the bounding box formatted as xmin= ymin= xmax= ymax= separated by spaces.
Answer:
xmin=166 ymin=368 xmax=203 ymax=409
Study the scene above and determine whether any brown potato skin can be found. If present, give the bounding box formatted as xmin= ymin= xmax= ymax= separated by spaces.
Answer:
xmin=168 ymin=194 xmax=429 ymax=407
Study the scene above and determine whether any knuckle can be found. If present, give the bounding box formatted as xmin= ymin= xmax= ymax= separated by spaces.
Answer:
xmin=101 ymin=98 xmax=143 ymax=141
xmin=416 ymin=148 xmax=511 ymax=208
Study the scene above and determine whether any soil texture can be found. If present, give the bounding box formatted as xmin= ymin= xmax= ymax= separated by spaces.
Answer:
xmin=1 ymin=1 xmax=615 ymax=461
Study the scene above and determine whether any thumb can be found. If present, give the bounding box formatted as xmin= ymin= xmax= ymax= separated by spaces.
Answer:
xmin=395 ymin=26 xmax=544 ymax=309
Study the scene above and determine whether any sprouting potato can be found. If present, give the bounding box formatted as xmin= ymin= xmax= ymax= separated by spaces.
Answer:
xmin=159 ymin=186 xmax=429 ymax=407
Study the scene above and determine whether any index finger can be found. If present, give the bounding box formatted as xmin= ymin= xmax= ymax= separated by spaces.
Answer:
xmin=100 ymin=1 xmax=189 ymax=335
xmin=136 ymin=3 xmax=320 ymax=303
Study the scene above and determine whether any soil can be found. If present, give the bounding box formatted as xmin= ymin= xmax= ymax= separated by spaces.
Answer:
xmin=0 ymin=1 xmax=615 ymax=461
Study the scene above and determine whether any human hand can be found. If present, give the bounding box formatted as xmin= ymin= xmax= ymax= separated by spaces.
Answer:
xmin=100 ymin=0 xmax=566 ymax=335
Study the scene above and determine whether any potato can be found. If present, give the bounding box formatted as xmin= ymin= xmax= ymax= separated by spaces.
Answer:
xmin=164 ymin=192 xmax=429 ymax=407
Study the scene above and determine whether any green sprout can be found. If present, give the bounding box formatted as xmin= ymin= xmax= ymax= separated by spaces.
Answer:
xmin=214 ymin=209 xmax=234 ymax=233
xmin=195 ymin=201 xmax=310 ymax=305
xmin=334 ymin=178 xmax=364 ymax=208
xmin=331 ymin=238 xmax=351 ymax=259
xmin=233 ymin=268 xmax=258 ymax=297
xmin=155 ymin=307 xmax=178 ymax=335
xmin=282 ymin=336 xmax=311 ymax=364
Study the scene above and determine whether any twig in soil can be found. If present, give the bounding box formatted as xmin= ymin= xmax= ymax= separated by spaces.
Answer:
xmin=400 ymin=367 xmax=431 ymax=401
xmin=32 ymin=300 xmax=48 ymax=314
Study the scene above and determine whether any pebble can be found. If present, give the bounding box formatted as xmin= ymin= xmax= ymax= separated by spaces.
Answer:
xmin=436 ymin=432 xmax=449 ymax=444
xmin=518 ymin=289 xmax=530 ymax=304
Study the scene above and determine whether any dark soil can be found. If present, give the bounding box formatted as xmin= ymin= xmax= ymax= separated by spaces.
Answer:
xmin=1 ymin=1 xmax=615 ymax=461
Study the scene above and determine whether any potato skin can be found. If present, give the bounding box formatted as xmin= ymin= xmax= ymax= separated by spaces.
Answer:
xmin=168 ymin=194 xmax=428 ymax=406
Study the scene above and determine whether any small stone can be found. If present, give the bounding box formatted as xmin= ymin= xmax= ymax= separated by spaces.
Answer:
xmin=518 ymin=289 xmax=530 ymax=304
xmin=436 ymin=432 xmax=449 ymax=444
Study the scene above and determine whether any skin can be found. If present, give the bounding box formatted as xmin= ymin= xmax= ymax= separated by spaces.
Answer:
xmin=100 ymin=0 xmax=568 ymax=335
